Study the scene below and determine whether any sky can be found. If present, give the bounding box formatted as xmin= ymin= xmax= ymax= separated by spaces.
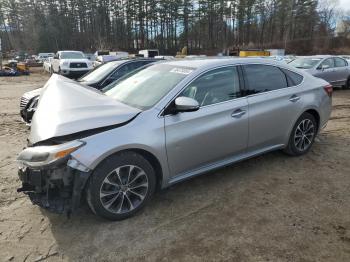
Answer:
xmin=339 ymin=0 xmax=350 ymax=11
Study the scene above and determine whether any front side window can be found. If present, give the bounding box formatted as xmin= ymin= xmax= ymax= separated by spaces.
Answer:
xmin=243 ymin=64 xmax=288 ymax=94
xmin=334 ymin=57 xmax=347 ymax=67
xmin=319 ymin=58 xmax=335 ymax=69
xmin=289 ymin=58 xmax=322 ymax=69
xmin=180 ymin=66 xmax=241 ymax=107
xmin=105 ymin=64 xmax=194 ymax=110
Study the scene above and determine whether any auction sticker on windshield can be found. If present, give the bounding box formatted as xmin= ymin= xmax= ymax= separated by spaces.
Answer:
xmin=170 ymin=68 xmax=193 ymax=75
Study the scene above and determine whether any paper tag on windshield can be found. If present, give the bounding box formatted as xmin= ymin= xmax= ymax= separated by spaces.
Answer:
xmin=170 ymin=68 xmax=193 ymax=75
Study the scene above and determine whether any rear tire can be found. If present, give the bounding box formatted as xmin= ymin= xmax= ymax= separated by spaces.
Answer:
xmin=345 ymin=77 xmax=350 ymax=89
xmin=284 ymin=112 xmax=317 ymax=156
xmin=86 ymin=152 xmax=156 ymax=221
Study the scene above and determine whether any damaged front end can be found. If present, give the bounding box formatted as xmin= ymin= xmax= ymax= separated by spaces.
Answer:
xmin=16 ymin=140 xmax=91 ymax=215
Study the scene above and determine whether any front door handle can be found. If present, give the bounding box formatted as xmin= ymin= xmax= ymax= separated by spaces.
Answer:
xmin=289 ymin=95 xmax=300 ymax=103
xmin=231 ymin=109 xmax=246 ymax=118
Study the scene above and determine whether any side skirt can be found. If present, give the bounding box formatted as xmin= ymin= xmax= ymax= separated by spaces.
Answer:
xmin=168 ymin=144 xmax=285 ymax=186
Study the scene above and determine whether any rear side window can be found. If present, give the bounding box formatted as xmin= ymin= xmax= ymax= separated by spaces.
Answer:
xmin=334 ymin=57 xmax=347 ymax=67
xmin=243 ymin=64 xmax=288 ymax=94
xmin=111 ymin=62 xmax=140 ymax=79
xmin=281 ymin=69 xmax=303 ymax=86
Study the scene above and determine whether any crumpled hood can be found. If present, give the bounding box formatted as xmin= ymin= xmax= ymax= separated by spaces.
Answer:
xmin=29 ymin=74 xmax=141 ymax=144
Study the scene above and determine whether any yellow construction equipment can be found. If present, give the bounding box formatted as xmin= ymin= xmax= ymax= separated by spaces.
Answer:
xmin=239 ymin=50 xmax=270 ymax=57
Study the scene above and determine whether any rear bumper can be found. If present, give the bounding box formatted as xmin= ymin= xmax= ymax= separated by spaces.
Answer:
xmin=17 ymin=160 xmax=91 ymax=215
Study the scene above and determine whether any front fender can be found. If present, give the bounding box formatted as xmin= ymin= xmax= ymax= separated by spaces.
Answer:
xmin=70 ymin=111 xmax=171 ymax=187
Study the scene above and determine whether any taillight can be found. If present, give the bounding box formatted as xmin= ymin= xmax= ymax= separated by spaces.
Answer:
xmin=324 ymin=84 xmax=333 ymax=97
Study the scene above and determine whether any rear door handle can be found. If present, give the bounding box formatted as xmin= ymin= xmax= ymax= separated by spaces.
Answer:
xmin=289 ymin=95 xmax=300 ymax=103
xmin=231 ymin=109 xmax=246 ymax=118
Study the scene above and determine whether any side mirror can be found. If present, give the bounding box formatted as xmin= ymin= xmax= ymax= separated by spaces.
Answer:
xmin=174 ymin=97 xmax=200 ymax=113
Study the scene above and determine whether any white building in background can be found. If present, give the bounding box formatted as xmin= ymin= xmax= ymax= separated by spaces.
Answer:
xmin=335 ymin=20 xmax=350 ymax=38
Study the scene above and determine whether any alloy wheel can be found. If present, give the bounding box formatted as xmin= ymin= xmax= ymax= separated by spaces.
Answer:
xmin=294 ymin=119 xmax=315 ymax=152
xmin=99 ymin=165 xmax=149 ymax=214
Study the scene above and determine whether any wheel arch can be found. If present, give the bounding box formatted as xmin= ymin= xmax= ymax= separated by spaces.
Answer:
xmin=304 ymin=108 xmax=320 ymax=132
xmin=285 ymin=107 xmax=321 ymax=146
xmin=89 ymin=148 xmax=164 ymax=191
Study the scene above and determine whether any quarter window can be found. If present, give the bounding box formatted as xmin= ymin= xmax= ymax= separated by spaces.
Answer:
xmin=243 ymin=64 xmax=288 ymax=94
xmin=181 ymin=67 xmax=241 ymax=107
xmin=281 ymin=69 xmax=303 ymax=86
xmin=334 ymin=57 xmax=347 ymax=67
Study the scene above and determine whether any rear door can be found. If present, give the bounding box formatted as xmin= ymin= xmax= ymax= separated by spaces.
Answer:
xmin=243 ymin=64 xmax=304 ymax=151
xmin=333 ymin=57 xmax=350 ymax=86
xmin=165 ymin=66 xmax=249 ymax=176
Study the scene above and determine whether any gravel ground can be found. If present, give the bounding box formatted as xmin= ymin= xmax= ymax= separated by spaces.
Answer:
xmin=0 ymin=70 xmax=350 ymax=262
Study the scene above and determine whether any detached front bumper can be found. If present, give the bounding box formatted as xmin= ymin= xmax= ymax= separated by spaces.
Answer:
xmin=17 ymin=159 xmax=91 ymax=215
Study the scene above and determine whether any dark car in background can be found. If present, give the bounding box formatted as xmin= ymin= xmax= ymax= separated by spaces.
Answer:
xmin=20 ymin=58 xmax=161 ymax=123
xmin=77 ymin=58 xmax=161 ymax=89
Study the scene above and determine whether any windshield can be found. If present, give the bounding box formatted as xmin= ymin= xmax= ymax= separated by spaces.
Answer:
xmin=60 ymin=52 xmax=85 ymax=59
xmin=105 ymin=64 xmax=194 ymax=110
xmin=79 ymin=61 xmax=124 ymax=83
xmin=289 ymin=58 xmax=321 ymax=69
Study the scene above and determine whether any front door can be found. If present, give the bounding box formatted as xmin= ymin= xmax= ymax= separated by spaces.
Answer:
xmin=314 ymin=58 xmax=336 ymax=84
xmin=164 ymin=66 xmax=248 ymax=177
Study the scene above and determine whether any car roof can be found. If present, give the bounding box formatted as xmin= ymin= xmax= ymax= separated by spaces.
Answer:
xmin=301 ymin=55 xmax=333 ymax=59
xmin=161 ymin=57 xmax=289 ymax=70
xmin=59 ymin=50 xmax=84 ymax=53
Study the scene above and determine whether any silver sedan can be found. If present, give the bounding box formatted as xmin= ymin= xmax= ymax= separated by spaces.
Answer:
xmin=17 ymin=58 xmax=332 ymax=220
xmin=289 ymin=55 xmax=350 ymax=89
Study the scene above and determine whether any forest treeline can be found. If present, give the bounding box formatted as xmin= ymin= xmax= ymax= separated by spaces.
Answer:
xmin=0 ymin=0 xmax=348 ymax=55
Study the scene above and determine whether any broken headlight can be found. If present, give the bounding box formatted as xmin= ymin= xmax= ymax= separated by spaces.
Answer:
xmin=17 ymin=140 xmax=85 ymax=168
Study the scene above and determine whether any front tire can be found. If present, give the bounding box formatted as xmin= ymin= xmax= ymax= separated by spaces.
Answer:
xmin=284 ymin=112 xmax=317 ymax=156
xmin=86 ymin=152 xmax=156 ymax=220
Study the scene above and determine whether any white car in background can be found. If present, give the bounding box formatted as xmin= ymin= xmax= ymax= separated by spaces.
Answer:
xmin=93 ymin=55 xmax=120 ymax=67
xmin=339 ymin=55 xmax=350 ymax=64
xmin=51 ymin=51 xmax=93 ymax=78
xmin=93 ymin=52 xmax=129 ymax=67
xmin=37 ymin=53 xmax=55 ymax=62
xmin=43 ymin=57 xmax=53 ymax=73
